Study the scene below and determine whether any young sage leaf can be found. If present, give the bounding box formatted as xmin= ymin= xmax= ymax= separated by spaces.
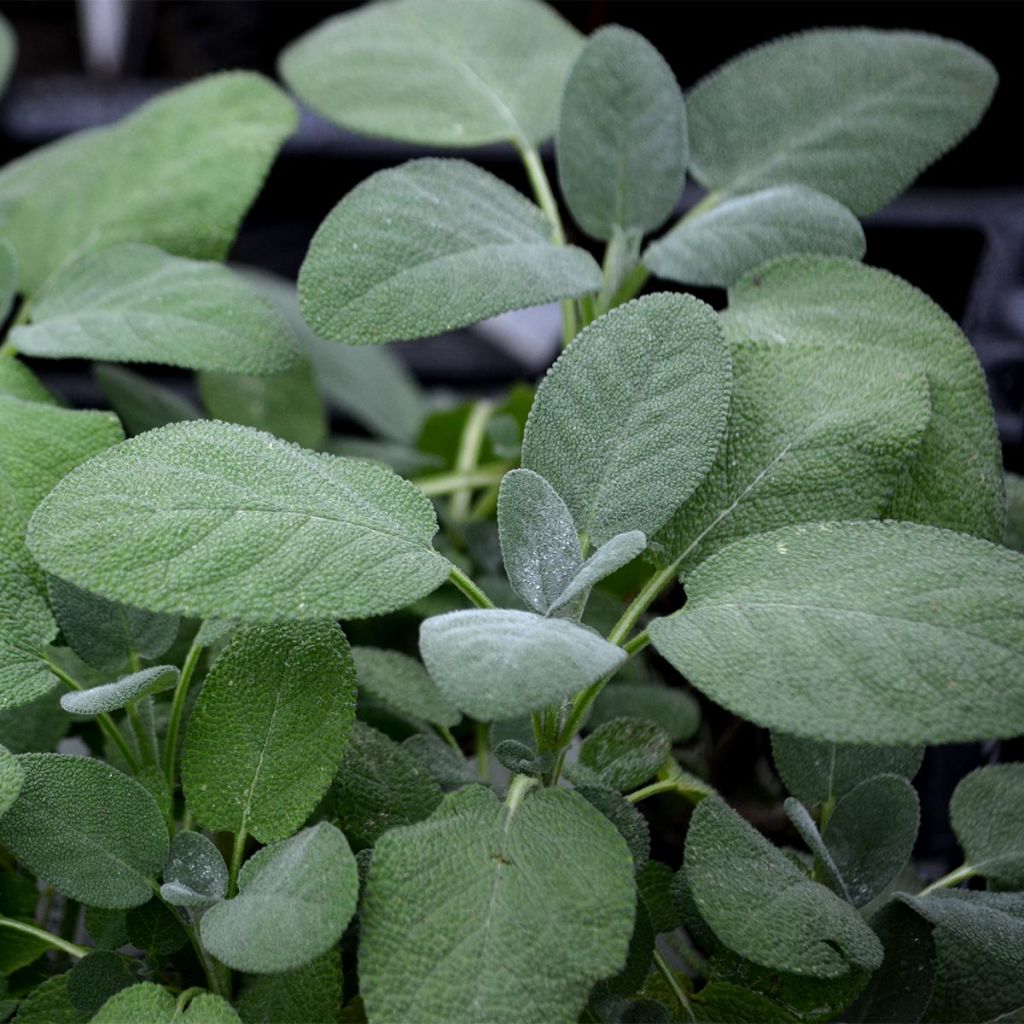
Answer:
xmin=950 ymin=764 xmax=1024 ymax=888
xmin=59 ymin=665 xmax=178 ymax=717
xmin=548 ymin=530 xmax=646 ymax=619
xmin=160 ymin=830 xmax=228 ymax=909
xmin=576 ymin=718 xmax=671 ymax=792
xmin=353 ymin=646 xmax=459 ymax=729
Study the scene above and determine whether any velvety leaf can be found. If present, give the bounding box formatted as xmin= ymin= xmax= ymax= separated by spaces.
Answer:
xmin=0 ymin=688 xmax=67 ymax=753
xmin=577 ymin=718 xmax=671 ymax=792
xmin=94 ymin=363 xmax=201 ymax=436
xmin=783 ymin=798 xmax=846 ymax=898
xmin=68 ymin=951 xmax=138 ymax=1018
xmin=0 ymin=554 xmax=58 ymax=712
xmin=644 ymin=186 xmax=864 ymax=288
xmin=0 ymin=19 xmax=12 ymax=106
xmin=950 ymin=764 xmax=1024 ymax=887
xmin=160 ymin=830 xmax=228 ymax=909
xmin=9 ymin=974 xmax=78 ymax=1024
xmin=297 ymin=159 xmax=601 ymax=345
xmin=353 ymin=646 xmax=458 ymax=728
xmin=183 ymin=622 xmax=356 ymax=843
xmin=200 ymin=822 xmax=359 ymax=974
xmin=13 ymin=244 xmax=296 ymax=374
xmin=0 ymin=742 xmax=22 ymax=817
xmin=548 ymin=530 xmax=647 ymax=619
xmin=27 ymin=420 xmax=452 ymax=622
xmin=84 ymin=906 xmax=129 ymax=951
xmin=0 ymin=753 xmax=168 ymax=907
xmin=279 ymin=0 xmax=581 ymax=147
xmin=238 ymin=948 xmax=343 ymax=1024
xmin=0 ymin=241 xmax=15 ymax=324
xmin=636 ymin=860 xmax=680 ymax=935
xmin=402 ymin=732 xmax=477 ymax=791
xmin=59 ymin=665 xmax=178 ymax=716
xmin=687 ymin=30 xmax=996 ymax=216
xmin=578 ymin=785 xmax=651 ymax=869
xmin=653 ymin=339 xmax=930 ymax=569
xmin=1006 ymin=473 xmax=1024 ymax=553
xmin=557 ymin=26 xmax=685 ymax=240
xmin=692 ymin=983 xmax=799 ymax=1023
xmin=360 ymin=785 xmax=635 ymax=1023
xmin=419 ymin=608 xmax=626 ymax=720
xmin=588 ymin=683 xmax=700 ymax=744
xmin=522 ymin=293 xmax=731 ymax=546
xmin=649 ymin=522 xmax=1024 ymax=743
xmin=723 ymin=257 xmax=1003 ymax=541
xmin=0 ymin=72 xmax=296 ymax=295
xmin=125 ymin=899 xmax=187 ymax=956
xmin=0 ymin=355 xmax=55 ymax=404
xmin=92 ymin=983 xmax=241 ymax=1023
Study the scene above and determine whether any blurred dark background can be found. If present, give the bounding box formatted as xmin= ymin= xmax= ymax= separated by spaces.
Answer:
xmin=1 ymin=0 xmax=1020 ymax=872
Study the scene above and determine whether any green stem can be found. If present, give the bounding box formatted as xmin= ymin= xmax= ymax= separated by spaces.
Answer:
xmin=653 ymin=948 xmax=695 ymax=1023
xmin=918 ymin=863 xmax=977 ymax=896
xmin=475 ymin=721 xmax=490 ymax=783
xmin=450 ymin=400 xmax=495 ymax=523
xmin=468 ymin=482 xmax=501 ymax=522
xmin=0 ymin=297 xmax=31 ymax=356
xmin=415 ymin=462 xmax=509 ymax=498
xmin=0 ymin=914 xmax=88 ymax=958
xmin=436 ymin=724 xmax=461 ymax=755
xmin=227 ymin=829 xmax=247 ymax=898
xmin=164 ymin=640 xmax=202 ymax=799
xmin=448 ymin=566 xmax=496 ymax=609
xmin=127 ymin=702 xmax=155 ymax=766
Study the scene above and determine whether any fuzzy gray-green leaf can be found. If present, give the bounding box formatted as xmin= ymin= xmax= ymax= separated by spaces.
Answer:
xmin=160 ymin=829 xmax=228 ymax=909
xmin=95 ymin=363 xmax=201 ymax=436
xmin=587 ymin=683 xmax=700 ymax=744
xmin=298 ymin=159 xmax=601 ymax=345
xmin=577 ymin=718 xmax=671 ymax=792
xmin=60 ymin=665 xmax=178 ymax=716
xmin=353 ymin=646 xmax=458 ymax=728
xmin=92 ymin=983 xmax=240 ymax=1023
xmin=238 ymin=948 xmax=342 ymax=1024
xmin=548 ymin=530 xmax=646 ymax=618
xmin=0 ymin=553 xmax=58 ymax=711
xmin=0 ymin=742 xmax=22 ymax=818
xmin=950 ymin=764 xmax=1024 ymax=888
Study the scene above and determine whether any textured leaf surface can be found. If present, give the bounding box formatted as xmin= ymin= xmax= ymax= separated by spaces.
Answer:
xmin=183 ymin=622 xmax=356 ymax=842
xmin=361 ymin=785 xmax=635 ymax=1023
xmin=0 ymin=553 xmax=58 ymax=711
xmin=1006 ymin=473 xmax=1024 ymax=553
xmin=684 ymin=796 xmax=882 ymax=977
xmin=950 ymin=764 xmax=1024 ymax=887
xmin=0 ymin=753 xmax=167 ymax=907
xmin=8 ymin=974 xmax=77 ymax=1024
xmin=577 ymin=718 xmax=671 ymax=792
xmin=0 ymin=742 xmax=22 ymax=817
xmin=238 ymin=948 xmax=342 ymax=1024
xmin=279 ymin=0 xmax=580 ymax=147
xmin=125 ymin=899 xmax=186 ymax=956
xmin=0 ymin=241 xmax=15 ymax=323
xmin=92 ymin=983 xmax=240 ymax=1023
xmin=353 ymin=646 xmax=458 ymax=728
xmin=298 ymin=159 xmax=600 ymax=345
xmin=0 ymin=72 xmax=296 ymax=295
xmin=644 ymin=186 xmax=864 ymax=288
xmin=687 ymin=30 xmax=996 ymax=216
xmin=649 ymin=522 xmax=1024 ymax=743
xmin=0 ymin=355 xmax=55 ymax=404
xmin=95 ymin=363 xmax=201 ymax=436
xmin=588 ymin=683 xmax=700 ymax=744
xmin=200 ymin=822 xmax=358 ymax=974
xmin=578 ymin=785 xmax=651 ymax=869
xmin=724 ymin=257 xmax=1003 ymax=540
xmin=69 ymin=952 xmax=138 ymax=1022
xmin=27 ymin=420 xmax=451 ymax=622
xmin=420 ymin=609 xmax=626 ymax=720
xmin=522 ymin=294 xmax=731 ymax=546
xmin=556 ymin=26 xmax=685 ymax=240
xmin=60 ymin=665 xmax=178 ymax=716
xmin=160 ymin=829 xmax=228 ymax=908
xmin=654 ymin=340 xmax=929 ymax=569
xmin=13 ymin=244 xmax=296 ymax=374
xmin=549 ymin=531 xmax=646 ymax=618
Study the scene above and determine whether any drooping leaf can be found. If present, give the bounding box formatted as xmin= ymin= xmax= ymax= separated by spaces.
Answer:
xmin=587 ymin=683 xmax=700 ymax=744
xmin=360 ymin=785 xmax=635 ymax=1023
xmin=0 ymin=753 xmax=168 ymax=907
xmin=576 ymin=718 xmax=671 ymax=792
xmin=200 ymin=822 xmax=359 ymax=974
xmin=59 ymin=665 xmax=178 ymax=717
xmin=353 ymin=646 xmax=458 ymax=728
xmin=94 ymin=363 xmax=201 ymax=436
xmin=92 ymin=983 xmax=241 ymax=1023
xmin=0 ymin=72 xmax=296 ymax=296
xmin=27 ymin=420 xmax=452 ymax=622
xmin=649 ymin=522 xmax=1024 ymax=743
xmin=12 ymin=244 xmax=296 ymax=374
xmin=298 ymin=159 xmax=601 ymax=345
xmin=279 ymin=0 xmax=581 ymax=147
xmin=683 ymin=796 xmax=882 ymax=978
xmin=160 ymin=830 xmax=228 ymax=909
xmin=687 ymin=29 xmax=996 ymax=216
xmin=653 ymin=339 xmax=930 ymax=569
xmin=644 ymin=186 xmax=864 ymax=288
xmin=548 ymin=531 xmax=647 ymax=619
xmin=556 ymin=26 xmax=686 ymax=240
xmin=723 ymin=256 xmax=1004 ymax=541
xmin=183 ymin=622 xmax=356 ymax=843
xmin=0 ymin=554 xmax=58 ymax=711
xmin=522 ymin=293 xmax=731 ymax=546
xmin=420 ymin=608 xmax=626 ymax=720
xmin=950 ymin=764 xmax=1024 ymax=888
xmin=238 ymin=947 xmax=343 ymax=1024
xmin=0 ymin=743 xmax=22 ymax=817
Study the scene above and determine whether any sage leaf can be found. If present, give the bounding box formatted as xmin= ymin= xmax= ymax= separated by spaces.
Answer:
xmin=1006 ymin=472 xmax=1024 ymax=553
xmin=0 ymin=743 xmax=22 ymax=818
xmin=279 ymin=0 xmax=581 ymax=147
xmin=0 ymin=553 xmax=58 ymax=711
xmin=360 ymin=785 xmax=635 ymax=1023
xmin=497 ymin=468 xmax=582 ymax=615
xmin=643 ymin=186 xmax=865 ymax=288
xmin=783 ymin=799 xmax=847 ymax=897
xmin=125 ymin=899 xmax=187 ymax=956
xmin=60 ymin=665 xmax=178 ymax=717
xmin=0 ymin=688 xmax=67 ymax=754
xmin=0 ymin=240 xmax=14 ymax=323
xmin=238 ymin=948 xmax=342 ymax=1024
xmin=353 ymin=646 xmax=459 ymax=728
xmin=683 ymin=796 xmax=882 ymax=978
xmin=298 ymin=159 xmax=601 ymax=345
xmin=0 ymin=753 xmax=168 ymax=907
xmin=12 ymin=244 xmax=296 ymax=374
xmin=0 ymin=355 xmax=55 ymax=404
xmin=578 ymin=786 xmax=651 ymax=869
xmin=402 ymin=733 xmax=478 ymax=792
xmin=199 ymin=822 xmax=359 ymax=974
xmin=95 ymin=363 xmax=201 ymax=436
xmin=556 ymin=26 xmax=686 ymax=240
xmin=723 ymin=256 xmax=1004 ymax=541
xmin=653 ymin=340 xmax=930 ymax=570
xmin=182 ymin=622 xmax=356 ymax=843
xmin=68 ymin=950 xmax=138 ymax=1018
xmin=27 ymin=420 xmax=452 ymax=622
xmin=577 ymin=718 xmax=671 ymax=792
xmin=92 ymin=983 xmax=240 ymax=1023
xmin=160 ymin=830 xmax=228 ymax=909
xmin=548 ymin=530 xmax=647 ymax=619
xmin=950 ymin=764 xmax=1024 ymax=888
xmin=522 ymin=293 xmax=732 ymax=546
xmin=687 ymin=29 xmax=996 ymax=216
xmin=7 ymin=975 xmax=76 ymax=1024
xmin=420 ymin=609 xmax=627 ymax=720
xmin=588 ymin=683 xmax=700 ymax=744
xmin=0 ymin=72 xmax=296 ymax=295
xmin=649 ymin=521 xmax=1024 ymax=744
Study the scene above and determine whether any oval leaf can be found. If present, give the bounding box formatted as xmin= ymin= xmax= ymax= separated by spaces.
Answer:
xmin=353 ymin=646 xmax=459 ymax=728
xmin=549 ymin=530 xmax=647 ymax=619
xmin=60 ymin=665 xmax=179 ymax=717
xmin=1 ymin=553 xmax=58 ymax=712
xmin=160 ymin=830 xmax=228 ymax=909
xmin=576 ymin=718 xmax=671 ymax=792
xmin=950 ymin=764 xmax=1024 ymax=887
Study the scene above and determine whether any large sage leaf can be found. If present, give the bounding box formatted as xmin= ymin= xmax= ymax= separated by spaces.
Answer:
xmin=687 ymin=29 xmax=996 ymax=216
xmin=643 ymin=186 xmax=864 ymax=288
xmin=27 ymin=420 xmax=452 ymax=622
xmin=420 ymin=609 xmax=626 ymax=720
xmin=0 ymin=754 xmax=168 ymax=907
xmin=183 ymin=622 xmax=356 ymax=842
xmin=0 ymin=72 xmax=296 ymax=295
xmin=723 ymin=256 xmax=1004 ymax=541
xmin=279 ymin=0 xmax=581 ymax=147
xmin=649 ymin=521 xmax=1024 ymax=744
xmin=12 ymin=244 xmax=296 ymax=374
xmin=360 ymin=785 xmax=635 ymax=1023
xmin=950 ymin=764 xmax=1024 ymax=888
xmin=237 ymin=949 xmax=342 ymax=1024
xmin=200 ymin=822 xmax=359 ymax=974
xmin=298 ymin=159 xmax=601 ymax=345
xmin=522 ymin=293 xmax=731 ymax=547
xmin=557 ymin=26 xmax=686 ymax=240
xmin=653 ymin=340 xmax=930 ymax=569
